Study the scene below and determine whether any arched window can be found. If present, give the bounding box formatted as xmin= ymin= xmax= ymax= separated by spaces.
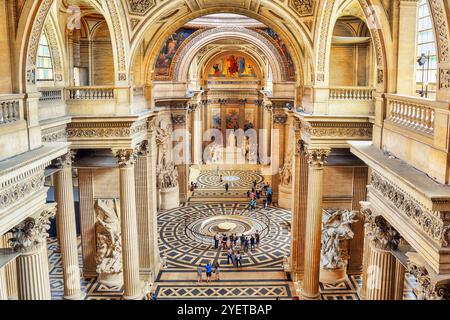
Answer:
xmin=416 ymin=0 xmax=437 ymax=98
xmin=37 ymin=33 xmax=54 ymax=81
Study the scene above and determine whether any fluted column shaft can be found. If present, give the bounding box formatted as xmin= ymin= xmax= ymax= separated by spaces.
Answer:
xmin=17 ymin=245 xmax=51 ymax=300
xmin=1 ymin=233 xmax=18 ymax=299
xmin=0 ymin=266 xmax=7 ymax=300
xmin=359 ymin=233 xmax=372 ymax=300
xmin=54 ymin=153 xmax=84 ymax=300
xmin=393 ymin=259 xmax=406 ymax=300
xmin=366 ymin=242 xmax=397 ymax=300
xmin=12 ymin=206 xmax=56 ymax=300
xmin=301 ymin=147 xmax=330 ymax=300
xmin=116 ymin=149 xmax=142 ymax=300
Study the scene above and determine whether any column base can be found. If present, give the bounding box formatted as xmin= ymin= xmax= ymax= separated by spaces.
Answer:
xmin=64 ymin=292 xmax=87 ymax=301
xmin=122 ymin=281 xmax=151 ymax=301
xmin=300 ymin=291 xmax=322 ymax=300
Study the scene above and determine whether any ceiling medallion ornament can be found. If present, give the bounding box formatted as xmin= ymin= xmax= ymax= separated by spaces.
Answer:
xmin=127 ymin=0 xmax=155 ymax=16
xmin=289 ymin=0 xmax=315 ymax=17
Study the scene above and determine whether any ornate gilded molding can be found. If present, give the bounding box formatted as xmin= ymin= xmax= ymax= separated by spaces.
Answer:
xmin=42 ymin=125 xmax=68 ymax=143
xmin=371 ymin=171 xmax=450 ymax=247
xmin=301 ymin=121 xmax=373 ymax=139
xmin=67 ymin=120 xmax=147 ymax=139
xmin=289 ymin=0 xmax=315 ymax=17
xmin=114 ymin=149 xmax=138 ymax=168
xmin=172 ymin=114 xmax=187 ymax=125
xmin=126 ymin=0 xmax=155 ymax=16
xmin=273 ymin=114 xmax=288 ymax=125
xmin=10 ymin=206 xmax=57 ymax=253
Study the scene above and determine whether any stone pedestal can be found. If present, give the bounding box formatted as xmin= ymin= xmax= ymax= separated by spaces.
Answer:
xmin=300 ymin=147 xmax=330 ymax=300
xmin=319 ymin=267 xmax=348 ymax=284
xmin=54 ymin=153 xmax=85 ymax=300
xmin=278 ymin=184 xmax=292 ymax=209
xmin=159 ymin=186 xmax=180 ymax=211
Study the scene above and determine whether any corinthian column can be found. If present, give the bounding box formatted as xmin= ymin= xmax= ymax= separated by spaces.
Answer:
xmin=53 ymin=152 xmax=85 ymax=300
xmin=300 ymin=147 xmax=331 ymax=300
xmin=0 ymin=266 xmax=7 ymax=300
xmin=365 ymin=215 xmax=400 ymax=300
xmin=10 ymin=206 xmax=56 ymax=300
xmin=359 ymin=202 xmax=374 ymax=300
xmin=1 ymin=232 xmax=18 ymax=299
xmin=115 ymin=149 xmax=144 ymax=300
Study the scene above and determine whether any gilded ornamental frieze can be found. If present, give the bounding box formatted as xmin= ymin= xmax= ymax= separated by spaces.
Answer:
xmin=301 ymin=121 xmax=373 ymax=139
xmin=67 ymin=120 xmax=148 ymax=139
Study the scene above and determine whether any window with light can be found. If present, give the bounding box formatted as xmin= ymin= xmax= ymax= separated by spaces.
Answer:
xmin=416 ymin=0 xmax=437 ymax=97
xmin=37 ymin=33 xmax=54 ymax=81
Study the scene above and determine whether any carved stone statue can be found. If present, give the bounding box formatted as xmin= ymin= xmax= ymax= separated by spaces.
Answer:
xmin=94 ymin=199 xmax=123 ymax=286
xmin=279 ymin=157 xmax=293 ymax=186
xmin=157 ymin=160 xmax=179 ymax=190
xmin=320 ymin=209 xmax=358 ymax=284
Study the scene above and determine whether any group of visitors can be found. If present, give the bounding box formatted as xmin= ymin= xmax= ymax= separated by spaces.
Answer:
xmin=247 ymin=181 xmax=273 ymax=210
xmin=213 ymin=232 xmax=260 ymax=252
xmin=197 ymin=261 xmax=220 ymax=284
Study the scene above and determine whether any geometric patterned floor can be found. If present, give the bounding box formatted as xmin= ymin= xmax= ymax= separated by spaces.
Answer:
xmin=196 ymin=170 xmax=265 ymax=189
xmin=46 ymin=201 xmax=418 ymax=300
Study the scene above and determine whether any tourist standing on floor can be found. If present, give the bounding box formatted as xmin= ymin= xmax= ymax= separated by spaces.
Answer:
xmin=236 ymin=251 xmax=242 ymax=268
xmin=240 ymin=234 xmax=245 ymax=247
xmin=225 ymin=182 xmax=229 ymax=192
xmin=222 ymin=234 xmax=228 ymax=249
xmin=229 ymin=234 xmax=234 ymax=248
xmin=250 ymin=235 xmax=256 ymax=250
xmin=244 ymin=237 xmax=249 ymax=252
xmin=214 ymin=262 xmax=221 ymax=281
xmin=250 ymin=198 xmax=256 ymax=211
xmin=197 ymin=264 xmax=203 ymax=284
xmin=246 ymin=190 xmax=251 ymax=199
xmin=205 ymin=262 xmax=213 ymax=283
xmin=227 ymin=247 xmax=233 ymax=264
xmin=255 ymin=231 xmax=260 ymax=248
xmin=233 ymin=234 xmax=238 ymax=247
xmin=253 ymin=180 xmax=257 ymax=189
xmin=214 ymin=233 xmax=220 ymax=249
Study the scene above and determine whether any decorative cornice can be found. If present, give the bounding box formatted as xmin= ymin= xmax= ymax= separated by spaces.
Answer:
xmin=67 ymin=120 xmax=147 ymax=139
xmin=0 ymin=172 xmax=45 ymax=210
xmin=10 ymin=205 xmax=56 ymax=253
xmin=42 ymin=125 xmax=68 ymax=143
xmin=371 ymin=170 xmax=450 ymax=247
xmin=301 ymin=121 xmax=373 ymax=139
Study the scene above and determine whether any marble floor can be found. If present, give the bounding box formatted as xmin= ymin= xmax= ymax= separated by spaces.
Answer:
xmin=47 ymin=201 xmax=418 ymax=300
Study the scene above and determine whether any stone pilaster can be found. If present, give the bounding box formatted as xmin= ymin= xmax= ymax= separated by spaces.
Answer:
xmin=115 ymin=149 xmax=144 ymax=300
xmin=53 ymin=152 xmax=85 ymax=300
xmin=358 ymin=202 xmax=373 ymax=300
xmin=135 ymin=139 xmax=160 ymax=282
xmin=10 ymin=206 xmax=56 ymax=300
xmin=192 ymin=104 xmax=203 ymax=165
xmin=0 ymin=266 xmax=7 ymax=300
xmin=300 ymin=147 xmax=331 ymax=300
xmin=394 ymin=259 xmax=406 ymax=300
xmin=171 ymin=111 xmax=189 ymax=202
xmin=365 ymin=215 xmax=400 ymax=300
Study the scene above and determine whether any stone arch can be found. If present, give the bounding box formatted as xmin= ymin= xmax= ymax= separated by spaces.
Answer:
xmin=169 ymin=27 xmax=291 ymax=84
xmin=42 ymin=15 xmax=66 ymax=84
xmin=313 ymin=0 xmax=392 ymax=91
xmin=128 ymin=1 xmax=313 ymax=88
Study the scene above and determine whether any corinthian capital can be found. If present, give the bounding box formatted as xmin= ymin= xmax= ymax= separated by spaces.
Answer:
xmin=10 ymin=204 xmax=57 ymax=253
xmin=367 ymin=215 xmax=400 ymax=251
xmin=114 ymin=149 xmax=137 ymax=168
xmin=54 ymin=150 xmax=76 ymax=169
xmin=304 ymin=147 xmax=331 ymax=168
xmin=137 ymin=141 xmax=150 ymax=156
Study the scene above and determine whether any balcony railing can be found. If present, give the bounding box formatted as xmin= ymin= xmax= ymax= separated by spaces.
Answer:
xmin=66 ymin=86 xmax=115 ymax=100
xmin=386 ymin=94 xmax=435 ymax=135
xmin=39 ymin=88 xmax=63 ymax=102
xmin=0 ymin=95 xmax=22 ymax=125
xmin=329 ymin=87 xmax=374 ymax=100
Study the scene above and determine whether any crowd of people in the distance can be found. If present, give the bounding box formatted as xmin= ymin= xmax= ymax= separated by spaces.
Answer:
xmin=247 ymin=180 xmax=273 ymax=210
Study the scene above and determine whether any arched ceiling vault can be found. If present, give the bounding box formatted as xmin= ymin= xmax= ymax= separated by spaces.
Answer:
xmin=158 ymin=27 xmax=295 ymax=84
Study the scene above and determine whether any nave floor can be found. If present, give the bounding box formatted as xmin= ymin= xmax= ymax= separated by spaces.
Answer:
xmin=46 ymin=202 xmax=418 ymax=300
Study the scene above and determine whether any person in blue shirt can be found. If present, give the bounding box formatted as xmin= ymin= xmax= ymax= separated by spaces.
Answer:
xmin=205 ymin=262 xmax=213 ymax=283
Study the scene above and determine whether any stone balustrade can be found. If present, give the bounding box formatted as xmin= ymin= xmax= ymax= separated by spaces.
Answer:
xmin=386 ymin=94 xmax=435 ymax=135
xmin=38 ymin=88 xmax=63 ymax=102
xmin=66 ymin=86 xmax=115 ymax=100
xmin=0 ymin=95 xmax=23 ymax=126
xmin=329 ymin=87 xmax=374 ymax=100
